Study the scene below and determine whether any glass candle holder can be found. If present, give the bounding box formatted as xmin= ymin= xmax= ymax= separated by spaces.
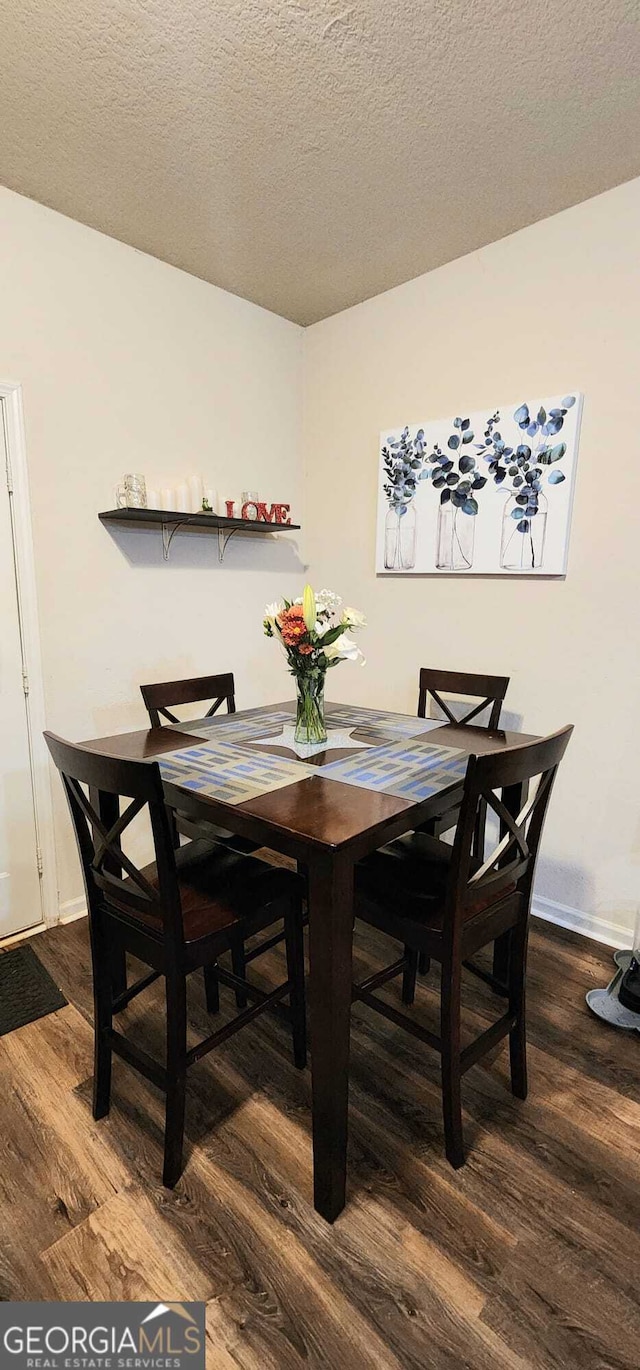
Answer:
xmin=241 ymin=490 xmax=259 ymax=520
xmin=123 ymin=473 xmax=147 ymax=508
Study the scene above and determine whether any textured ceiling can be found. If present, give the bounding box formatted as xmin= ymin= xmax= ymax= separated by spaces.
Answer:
xmin=1 ymin=0 xmax=639 ymax=324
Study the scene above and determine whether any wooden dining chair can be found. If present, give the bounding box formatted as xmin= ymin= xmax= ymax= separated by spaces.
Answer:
xmin=418 ymin=667 xmax=509 ymax=732
xmin=413 ymin=668 xmax=511 ymax=984
xmin=140 ymin=670 xmax=265 ymax=1010
xmin=352 ymin=726 xmax=573 ymax=1168
xmin=416 ymin=668 xmax=510 ymax=848
xmin=45 ymin=732 xmax=306 ymax=1188
xmin=140 ymin=671 xmax=236 ymax=728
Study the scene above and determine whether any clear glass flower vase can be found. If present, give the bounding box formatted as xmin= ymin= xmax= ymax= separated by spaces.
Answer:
xmin=295 ymin=672 xmax=327 ymax=745
xmin=436 ymin=502 xmax=475 ymax=570
xmin=384 ymin=503 xmax=417 ymax=570
xmin=500 ymin=492 xmax=548 ymax=570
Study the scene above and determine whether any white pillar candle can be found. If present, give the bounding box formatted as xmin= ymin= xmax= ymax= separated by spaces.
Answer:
xmin=175 ymin=482 xmax=190 ymax=513
xmin=188 ymin=474 xmax=203 ymax=513
xmin=161 ymin=487 xmax=176 ymax=511
xmin=147 ymin=488 xmax=159 ymax=510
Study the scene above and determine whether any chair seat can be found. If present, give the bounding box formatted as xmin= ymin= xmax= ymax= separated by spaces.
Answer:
xmin=356 ymin=832 xmax=514 ymax=931
xmin=118 ymin=839 xmax=298 ymax=943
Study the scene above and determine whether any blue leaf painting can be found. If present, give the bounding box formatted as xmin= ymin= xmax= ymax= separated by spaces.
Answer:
xmin=381 ymin=394 xmax=578 ymax=571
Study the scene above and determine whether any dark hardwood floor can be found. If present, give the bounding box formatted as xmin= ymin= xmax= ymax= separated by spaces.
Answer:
xmin=1 ymin=883 xmax=638 ymax=1368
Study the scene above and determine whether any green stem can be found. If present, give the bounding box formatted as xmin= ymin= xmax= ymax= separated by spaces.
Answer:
xmin=294 ymin=672 xmax=327 ymax=745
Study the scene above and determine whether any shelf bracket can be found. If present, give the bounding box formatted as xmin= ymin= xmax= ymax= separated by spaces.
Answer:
xmin=217 ymin=527 xmax=238 ymax=562
xmin=161 ymin=520 xmax=183 ymax=560
xmin=162 ymin=520 xmax=237 ymax=562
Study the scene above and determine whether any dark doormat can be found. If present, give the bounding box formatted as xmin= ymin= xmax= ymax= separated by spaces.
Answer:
xmin=0 ymin=944 xmax=67 ymax=1037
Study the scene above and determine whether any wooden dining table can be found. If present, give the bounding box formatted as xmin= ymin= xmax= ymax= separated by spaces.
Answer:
xmin=82 ymin=699 xmax=537 ymax=1222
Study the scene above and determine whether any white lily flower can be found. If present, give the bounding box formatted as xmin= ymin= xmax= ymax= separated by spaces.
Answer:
xmin=324 ymin=634 xmax=365 ymax=665
xmin=342 ymin=605 xmax=366 ymax=630
xmin=302 ymin=584 xmax=316 ymax=633
xmin=264 ymin=600 xmax=284 ymax=621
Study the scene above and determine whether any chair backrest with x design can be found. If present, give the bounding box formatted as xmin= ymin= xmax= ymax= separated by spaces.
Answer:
xmin=443 ymin=727 xmax=573 ymax=943
xmin=140 ymin=672 xmax=236 ymax=728
xmin=418 ymin=668 xmax=509 ymax=731
xmin=45 ymin=732 xmax=183 ymax=945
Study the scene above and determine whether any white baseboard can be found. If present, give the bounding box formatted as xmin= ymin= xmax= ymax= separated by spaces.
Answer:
xmin=57 ymin=896 xmax=87 ymax=925
xmin=532 ymin=894 xmax=631 ymax=950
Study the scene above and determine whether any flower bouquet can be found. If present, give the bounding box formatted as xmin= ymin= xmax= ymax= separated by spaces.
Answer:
xmin=263 ymin=586 xmax=365 ymax=745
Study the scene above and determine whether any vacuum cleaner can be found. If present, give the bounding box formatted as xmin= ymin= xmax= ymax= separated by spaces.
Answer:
xmin=586 ymin=907 xmax=640 ymax=1031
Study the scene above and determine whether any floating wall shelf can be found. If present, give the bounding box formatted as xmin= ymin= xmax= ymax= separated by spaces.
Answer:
xmin=99 ymin=508 xmax=301 ymax=562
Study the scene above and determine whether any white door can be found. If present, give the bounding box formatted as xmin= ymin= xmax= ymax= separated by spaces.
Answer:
xmin=0 ymin=408 xmax=42 ymax=937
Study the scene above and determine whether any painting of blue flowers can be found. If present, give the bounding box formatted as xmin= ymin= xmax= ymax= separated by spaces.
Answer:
xmin=376 ymin=391 xmax=583 ymax=575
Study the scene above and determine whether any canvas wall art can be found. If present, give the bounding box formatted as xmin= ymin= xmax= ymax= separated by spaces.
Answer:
xmin=376 ymin=392 xmax=583 ymax=575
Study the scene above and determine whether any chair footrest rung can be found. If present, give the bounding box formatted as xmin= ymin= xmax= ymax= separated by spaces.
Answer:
xmin=217 ymin=966 xmax=279 ymax=1004
xmin=460 ymin=1012 xmax=516 ymax=1074
xmin=356 ymin=957 xmax=407 ymax=996
xmin=244 ymin=926 xmax=286 ymax=963
xmin=112 ymin=969 xmax=161 ymax=1013
xmin=186 ymin=978 xmax=292 ymax=1066
xmin=462 ymin=959 xmax=509 ymax=997
xmin=109 ymin=1029 xmax=167 ymax=1090
xmin=353 ymin=984 xmax=441 ymax=1052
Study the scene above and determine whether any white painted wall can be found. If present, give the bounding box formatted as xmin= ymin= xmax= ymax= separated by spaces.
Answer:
xmin=2 ymin=177 xmax=639 ymax=945
xmin=0 ymin=187 xmax=305 ymax=909
xmin=303 ymin=178 xmax=640 ymax=944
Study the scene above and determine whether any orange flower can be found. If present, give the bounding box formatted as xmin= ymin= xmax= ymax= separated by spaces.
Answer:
xmin=277 ymin=604 xmax=310 ymax=648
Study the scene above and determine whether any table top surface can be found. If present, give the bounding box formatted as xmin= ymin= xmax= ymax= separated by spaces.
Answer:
xmin=82 ymin=700 xmax=539 ymax=855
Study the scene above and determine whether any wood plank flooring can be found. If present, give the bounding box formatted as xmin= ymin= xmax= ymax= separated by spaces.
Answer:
xmin=1 ymin=899 xmax=638 ymax=1368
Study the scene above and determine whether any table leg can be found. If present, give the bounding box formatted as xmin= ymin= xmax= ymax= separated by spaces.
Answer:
xmin=493 ymin=779 xmax=528 ymax=985
xmin=307 ymin=849 xmax=355 ymax=1223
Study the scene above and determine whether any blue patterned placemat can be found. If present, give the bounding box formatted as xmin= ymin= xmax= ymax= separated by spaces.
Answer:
xmin=325 ymin=705 xmax=442 ymax=739
xmin=168 ymin=708 xmax=294 ymax=742
xmin=321 ymin=737 xmax=467 ymax=801
xmin=158 ymin=739 xmax=314 ymax=804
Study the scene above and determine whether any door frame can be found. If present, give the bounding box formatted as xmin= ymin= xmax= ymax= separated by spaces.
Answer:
xmin=0 ymin=379 xmax=58 ymax=930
